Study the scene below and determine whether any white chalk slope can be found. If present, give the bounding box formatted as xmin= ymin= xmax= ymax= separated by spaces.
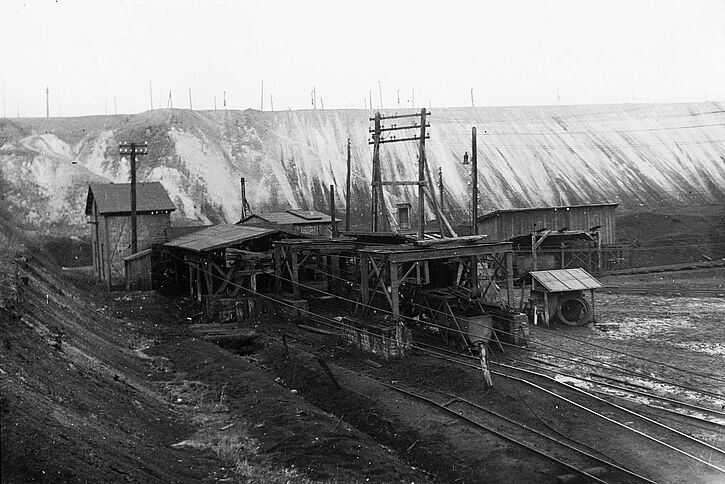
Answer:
xmin=1 ymin=102 xmax=724 ymax=227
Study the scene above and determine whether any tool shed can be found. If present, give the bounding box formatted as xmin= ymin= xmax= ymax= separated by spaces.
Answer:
xmin=527 ymin=268 xmax=603 ymax=326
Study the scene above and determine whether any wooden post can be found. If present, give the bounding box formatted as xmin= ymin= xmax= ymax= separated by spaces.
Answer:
xmin=360 ymin=253 xmax=370 ymax=314
xmin=438 ymin=167 xmax=444 ymax=213
xmin=196 ymin=265 xmax=202 ymax=302
xmin=417 ymin=108 xmax=427 ymax=239
xmin=371 ymin=113 xmax=381 ymax=232
xmin=273 ymin=246 xmax=282 ymax=293
xmin=130 ymin=143 xmax=138 ymax=254
xmin=472 ymin=127 xmax=478 ymax=235
xmin=531 ymin=233 xmax=537 ymax=271
xmin=390 ymin=261 xmax=400 ymax=321
xmin=345 ymin=136 xmax=351 ymax=232
xmin=330 ymin=185 xmax=338 ymax=238
xmin=188 ymin=264 xmax=194 ymax=296
xmin=596 ymin=231 xmax=602 ymax=272
xmin=506 ymin=252 xmax=515 ymax=307
xmin=291 ymin=250 xmax=300 ymax=298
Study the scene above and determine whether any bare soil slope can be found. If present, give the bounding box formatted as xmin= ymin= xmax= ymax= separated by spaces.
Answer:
xmin=0 ymin=223 xmax=429 ymax=483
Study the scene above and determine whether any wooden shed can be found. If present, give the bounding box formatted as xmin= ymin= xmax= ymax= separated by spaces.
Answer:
xmin=239 ymin=209 xmax=339 ymax=236
xmin=124 ymin=249 xmax=153 ymax=291
xmin=86 ymin=182 xmax=176 ymax=289
xmin=476 ymin=203 xmax=618 ymax=244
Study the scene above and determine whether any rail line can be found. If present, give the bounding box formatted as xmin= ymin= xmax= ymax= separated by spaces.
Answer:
xmin=263 ymin=330 xmax=655 ymax=484
xmin=515 ymin=357 xmax=725 ymax=423
xmin=417 ymin=343 xmax=725 ymax=475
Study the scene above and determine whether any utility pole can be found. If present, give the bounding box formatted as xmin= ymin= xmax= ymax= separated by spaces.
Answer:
xmin=214 ymin=95 xmax=217 ymax=110
xmin=471 ymin=88 xmax=475 ymax=107
xmin=167 ymin=90 xmax=173 ymax=109
xmin=368 ymin=109 xmax=436 ymax=236
xmin=311 ymin=86 xmax=316 ymax=109
xmin=371 ymin=112 xmax=381 ymax=232
xmin=119 ymin=141 xmax=149 ymax=254
xmin=471 ymin=127 xmax=478 ymax=235
xmin=377 ymin=80 xmax=383 ymax=109
xmin=320 ymin=97 xmax=324 ymax=110
xmin=345 ymin=136 xmax=351 ymax=232
xmin=240 ymin=177 xmax=251 ymax=220
xmin=46 ymin=87 xmax=49 ymax=118
xmin=369 ymin=91 xmax=373 ymax=111
xmin=330 ymin=185 xmax=339 ymax=238
xmin=417 ymin=108 xmax=427 ymax=238
xmin=397 ymin=89 xmax=400 ymax=108
xmin=149 ymin=80 xmax=153 ymax=110
xmin=260 ymin=80 xmax=264 ymax=110
xmin=189 ymin=88 xmax=193 ymax=110
xmin=270 ymin=94 xmax=273 ymax=111
xmin=438 ymin=166 xmax=444 ymax=213
xmin=223 ymin=90 xmax=227 ymax=109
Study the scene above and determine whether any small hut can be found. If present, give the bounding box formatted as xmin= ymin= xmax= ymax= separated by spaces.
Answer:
xmin=86 ymin=182 xmax=175 ymax=289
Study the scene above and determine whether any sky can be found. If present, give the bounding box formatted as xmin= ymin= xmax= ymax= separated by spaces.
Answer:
xmin=1 ymin=0 xmax=724 ymax=117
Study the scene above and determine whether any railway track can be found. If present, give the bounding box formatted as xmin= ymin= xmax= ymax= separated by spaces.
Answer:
xmin=258 ymin=326 xmax=725 ymax=483
xmin=416 ymin=344 xmax=725 ymax=478
xmin=602 ymin=286 xmax=725 ymax=297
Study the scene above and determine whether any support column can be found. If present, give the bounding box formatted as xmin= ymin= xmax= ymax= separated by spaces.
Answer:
xmin=390 ymin=261 xmax=400 ymax=321
xmin=531 ymin=233 xmax=538 ymax=271
xmin=291 ymin=250 xmax=300 ymax=298
xmin=273 ymin=246 xmax=282 ymax=293
xmin=506 ymin=252 xmax=515 ymax=307
xmin=360 ymin=253 xmax=370 ymax=313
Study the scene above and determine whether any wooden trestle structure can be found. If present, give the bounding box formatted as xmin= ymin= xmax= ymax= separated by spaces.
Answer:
xmin=272 ymin=235 xmax=517 ymax=324
xmin=358 ymin=238 xmax=515 ymax=321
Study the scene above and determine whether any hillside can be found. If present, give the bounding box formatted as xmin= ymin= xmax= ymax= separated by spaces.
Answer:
xmin=1 ymin=102 xmax=724 ymax=228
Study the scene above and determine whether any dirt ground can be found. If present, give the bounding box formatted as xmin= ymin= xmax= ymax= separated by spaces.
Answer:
xmin=2 ymin=221 xmax=725 ymax=483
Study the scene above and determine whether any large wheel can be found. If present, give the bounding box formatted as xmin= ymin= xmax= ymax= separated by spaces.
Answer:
xmin=556 ymin=294 xmax=592 ymax=326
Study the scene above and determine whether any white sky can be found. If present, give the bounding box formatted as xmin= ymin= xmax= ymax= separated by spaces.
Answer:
xmin=1 ymin=0 xmax=724 ymax=117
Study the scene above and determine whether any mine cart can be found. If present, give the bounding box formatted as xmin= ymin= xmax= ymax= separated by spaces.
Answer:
xmin=420 ymin=288 xmax=499 ymax=351
xmin=527 ymin=268 xmax=602 ymax=326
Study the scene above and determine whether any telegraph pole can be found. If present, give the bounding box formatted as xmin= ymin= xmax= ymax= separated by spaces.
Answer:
xmin=149 ymin=80 xmax=154 ymax=110
xmin=471 ymin=88 xmax=475 ymax=107
xmin=345 ymin=136 xmax=351 ymax=232
xmin=260 ymin=80 xmax=264 ymax=110
xmin=189 ymin=88 xmax=193 ymax=110
xmin=119 ymin=142 xmax=149 ymax=254
xmin=214 ymin=95 xmax=217 ymax=110
xmin=270 ymin=94 xmax=274 ymax=112
xmin=371 ymin=112 xmax=381 ymax=231
xmin=417 ymin=108 xmax=427 ymax=238
xmin=368 ymin=109 xmax=435 ymax=236
xmin=471 ymin=127 xmax=478 ymax=235
xmin=438 ymin=166 xmax=444 ymax=213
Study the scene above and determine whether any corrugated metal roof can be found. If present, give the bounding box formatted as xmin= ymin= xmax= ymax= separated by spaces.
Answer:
xmin=477 ymin=203 xmax=619 ymax=221
xmin=241 ymin=210 xmax=333 ymax=225
xmin=163 ymin=224 xmax=277 ymax=252
xmin=529 ymin=268 xmax=603 ymax=292
xmin=86 ymin=182 xmax=176 ymax=215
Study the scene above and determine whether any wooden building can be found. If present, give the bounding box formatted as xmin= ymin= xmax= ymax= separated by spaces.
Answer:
xmin=162 ymin=224 xmax=287 ymax=321
xmin=239 ymin=209 xmax=339 ymax=236
xmin=476 ymin=203 xmax=618 ymax=244
xmin=86 ymin=182 xmax=175 ymax=289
